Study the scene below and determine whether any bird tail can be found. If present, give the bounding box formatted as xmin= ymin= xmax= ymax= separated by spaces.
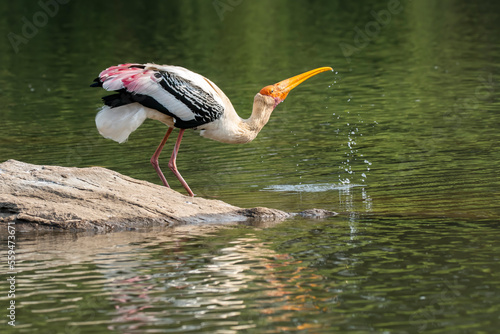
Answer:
xmin=95 ymin=103 xmax=148 ymax=143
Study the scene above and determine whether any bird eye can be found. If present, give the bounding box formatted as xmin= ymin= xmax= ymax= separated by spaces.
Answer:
xmin=259 ymin=85 xmax=275 ymax=96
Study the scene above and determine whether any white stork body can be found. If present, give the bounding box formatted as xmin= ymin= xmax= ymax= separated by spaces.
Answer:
xmin=92 ymin=63 xmax=332 ymax=196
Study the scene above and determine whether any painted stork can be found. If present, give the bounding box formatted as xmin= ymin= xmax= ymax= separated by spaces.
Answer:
xmin=91 ymin=63 xmax=332 ymax=197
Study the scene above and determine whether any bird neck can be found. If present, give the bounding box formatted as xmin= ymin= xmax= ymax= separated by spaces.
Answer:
xmin=199 ymin=93 xmax=276 ymax=144
xmin=238 ymin=93 xmax=276 ymax=142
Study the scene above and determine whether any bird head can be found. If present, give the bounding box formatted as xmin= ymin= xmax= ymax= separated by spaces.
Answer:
xmin=259 ymin=67 xmax=333 ymax=107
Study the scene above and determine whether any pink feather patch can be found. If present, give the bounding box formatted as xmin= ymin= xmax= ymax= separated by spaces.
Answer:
xmin=100 ymin=64 xmax=153 ymax=92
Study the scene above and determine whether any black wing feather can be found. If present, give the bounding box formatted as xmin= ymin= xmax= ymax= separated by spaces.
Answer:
xmin=91 ymin=65 xmax=224 ymax=129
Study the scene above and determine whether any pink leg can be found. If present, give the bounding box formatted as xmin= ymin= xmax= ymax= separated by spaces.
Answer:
xmin=150 ymin=127 xmax=174 ymax=187
xmin=168 ymin=129 xmax=194 ymax=197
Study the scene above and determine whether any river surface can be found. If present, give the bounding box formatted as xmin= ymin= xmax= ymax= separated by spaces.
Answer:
xmin=1 ymin=0 xmax=500 ymax=333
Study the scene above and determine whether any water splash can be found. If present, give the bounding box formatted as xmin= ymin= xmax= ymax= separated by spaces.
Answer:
xmin=263 ymin=182 xmax=363 ymax=193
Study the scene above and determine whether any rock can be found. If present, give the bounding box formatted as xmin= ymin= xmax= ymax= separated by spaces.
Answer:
xmin=0 ymin=160 xmax=291 ymax=232
xmin=296 ymin=208 xmax=338 ymax=218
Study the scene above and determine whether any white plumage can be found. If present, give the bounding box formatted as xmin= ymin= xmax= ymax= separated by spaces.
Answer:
xmin=95 ymin=104 xmax=146 ymax=143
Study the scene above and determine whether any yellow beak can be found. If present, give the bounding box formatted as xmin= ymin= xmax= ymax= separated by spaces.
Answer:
xmin=260 ymin=67 xmax=333 ymax=103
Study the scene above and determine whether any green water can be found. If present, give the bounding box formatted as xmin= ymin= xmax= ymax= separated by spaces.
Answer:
xmin=1 ymin=0 xmax=500 ymax=332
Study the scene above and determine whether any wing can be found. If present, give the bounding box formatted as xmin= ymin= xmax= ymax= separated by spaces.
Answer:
xmin=91 ymin=63 xmax=225 ymax=128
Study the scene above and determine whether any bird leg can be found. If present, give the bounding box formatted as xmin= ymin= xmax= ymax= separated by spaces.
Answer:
xmin=150 ymin=127 xmax=174 ymax=187
xmin=168 ymin=129 xmax=195 ymax=197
